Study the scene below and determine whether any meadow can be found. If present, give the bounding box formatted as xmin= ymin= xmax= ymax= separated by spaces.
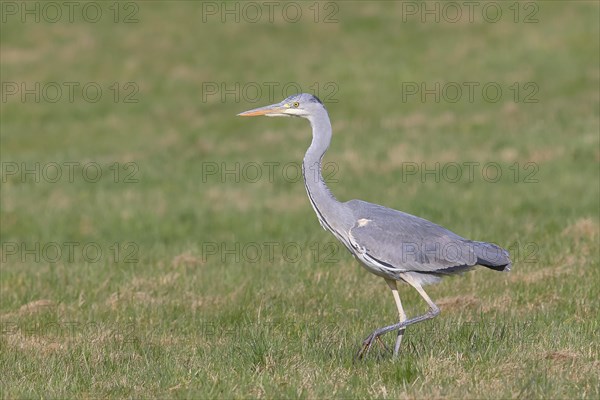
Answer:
xmin=1 ymin=1 xmax=599 ymax=398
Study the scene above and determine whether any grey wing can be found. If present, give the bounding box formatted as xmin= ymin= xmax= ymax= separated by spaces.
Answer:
xmin=346 ymin=200 xmax=479 ymax=275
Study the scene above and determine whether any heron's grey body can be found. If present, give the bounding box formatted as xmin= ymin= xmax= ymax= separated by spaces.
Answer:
xmin=239 ymin=93 xmax=511 ymax=358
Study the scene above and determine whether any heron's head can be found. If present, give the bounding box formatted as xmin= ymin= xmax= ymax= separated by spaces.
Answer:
xmin=237 ymin=93 xmax=325 ymax=119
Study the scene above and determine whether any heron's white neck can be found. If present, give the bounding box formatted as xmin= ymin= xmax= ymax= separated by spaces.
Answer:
xmin=302 ymin=109 xmax=350 ymax=233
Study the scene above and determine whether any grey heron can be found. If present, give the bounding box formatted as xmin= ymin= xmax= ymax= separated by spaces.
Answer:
xmin=238 ymin=93 xmax=511 ymax=359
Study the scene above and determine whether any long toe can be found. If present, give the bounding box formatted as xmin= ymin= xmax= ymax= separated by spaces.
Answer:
xmin=356 ymin=333 xmax=376 ymax=360
xmin=376 ymin=336 xmax=391 ymax=353
xmin=357 ymin=329 xmax=391 ymax=360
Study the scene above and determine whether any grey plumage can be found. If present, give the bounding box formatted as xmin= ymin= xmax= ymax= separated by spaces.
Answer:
xmin=238 ymin=93 xmax=511 ymax=358
xmin=347 ymin=200 xmax=511 ymax=279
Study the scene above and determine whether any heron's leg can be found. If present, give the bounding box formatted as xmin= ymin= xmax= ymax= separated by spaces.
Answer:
xmin=357 ymin=275 xmax=440 ymax=360
xmin=385 ymin=279 xmax=407 ymax=357
xmin=402 ymin=273 xmax=440 ymax=317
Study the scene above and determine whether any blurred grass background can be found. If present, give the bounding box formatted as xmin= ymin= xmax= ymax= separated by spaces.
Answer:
xmin=1 ymin=1 xmax=599 ymax=398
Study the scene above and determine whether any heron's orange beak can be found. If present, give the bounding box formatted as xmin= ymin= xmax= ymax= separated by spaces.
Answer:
xmin=237 ymin=103 xmax=287 ymax=117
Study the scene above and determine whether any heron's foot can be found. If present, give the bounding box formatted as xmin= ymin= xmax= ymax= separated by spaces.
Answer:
xmin=355 ymin=307 xmax=440 ymax=360
xmin=355 ymin=327 xmax=393 ymax=360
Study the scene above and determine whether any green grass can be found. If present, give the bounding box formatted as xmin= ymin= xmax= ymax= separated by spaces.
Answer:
xmin=1 ymin=1 xmax=599 ymax=398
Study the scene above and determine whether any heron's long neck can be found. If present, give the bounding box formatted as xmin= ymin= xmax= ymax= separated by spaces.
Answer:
xmin=302 ymin=110 xmax=346 ymax=231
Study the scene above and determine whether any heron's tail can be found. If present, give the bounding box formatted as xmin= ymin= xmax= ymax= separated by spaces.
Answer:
xmin=472 ymin=241 xmax=512 ymax=272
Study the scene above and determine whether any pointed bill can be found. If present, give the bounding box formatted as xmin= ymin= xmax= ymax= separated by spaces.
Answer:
xmin=237 ymin=102 xmax=287 ymax=117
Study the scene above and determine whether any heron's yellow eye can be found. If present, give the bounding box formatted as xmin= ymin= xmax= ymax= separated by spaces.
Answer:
xmin=293 ymin=102 xmax=300 ymax=108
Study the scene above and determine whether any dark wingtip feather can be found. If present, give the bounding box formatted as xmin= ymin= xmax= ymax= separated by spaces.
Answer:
xmin=473 ymin=241 xmax=512 ymax=272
